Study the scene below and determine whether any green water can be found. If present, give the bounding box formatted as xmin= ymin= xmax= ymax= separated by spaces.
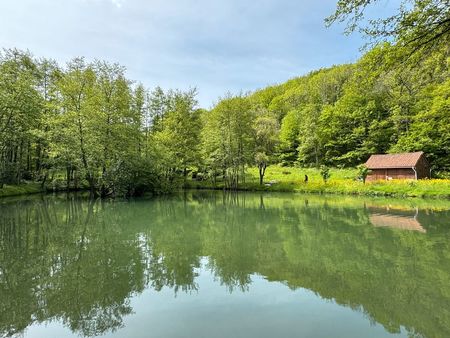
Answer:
xmin=1 ymin=191 xmax=450 ymax=338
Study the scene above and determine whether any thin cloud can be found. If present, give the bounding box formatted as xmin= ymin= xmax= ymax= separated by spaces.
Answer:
xmin=111 ymin=0 xmax=124 ymax=8
xmin=81 ymin=0 xmax=125 ymax=8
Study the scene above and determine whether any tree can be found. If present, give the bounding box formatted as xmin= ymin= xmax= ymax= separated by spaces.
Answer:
xmin=327 ymin=0 xmax=450 ymax=57
xmin=254 ymin=112 xmax=279 ymax=185
xmin=132 ymin=84 xmax=147 ymax=155
xmin=0 ymin=49 xmax=41 ymax=187
xmin=278 ymin=110 xmax=300 ymax=166
xmin=319 ymin=47 xmax=395 ymax=167
xmin=391 ymin=77 xmax=450 ymax=172
xmin=151 ymin=88 xmax=202 ymax=185
xmin=320 ymin=165 xmax=330 ymax=183
xmin=34 ymin=58 xmax=61 ymax=187
xmin=52 ymin=58 xmax=102 ymax=195
xmin=94 ymin=61 xmax=140 ymax=196
xmin=297 ymin=104 xmax=324 ymax=167
xmin=201 ymin=95 xmax=254 ymax=189
xmin=357 ymin=164 xmax=370 ymax=184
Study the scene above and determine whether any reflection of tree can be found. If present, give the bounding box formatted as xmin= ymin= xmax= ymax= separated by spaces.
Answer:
xmin=144 ymin=197 xmax=202 ymax=294
xmin=0 ymin=196 xmax=148 ymax=337
xmin=1 ymin=192 xmax=450 ymax=338
xmin=146 ymin=192 xmax=450 ymax=338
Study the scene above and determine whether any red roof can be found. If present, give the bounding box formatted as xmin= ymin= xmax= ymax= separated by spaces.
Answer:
xmin=365 ymin=152 xmax=425 ymax=169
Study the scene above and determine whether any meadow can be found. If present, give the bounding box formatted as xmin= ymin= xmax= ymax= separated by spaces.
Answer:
xmin=2 ymin=165 xmax=450 ymax=200
xmin=187 ymin=165 xmax=450 ymax=199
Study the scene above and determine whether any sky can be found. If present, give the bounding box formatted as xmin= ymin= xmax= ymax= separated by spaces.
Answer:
xmin=0 ymin=0 xmax=396 ymax=108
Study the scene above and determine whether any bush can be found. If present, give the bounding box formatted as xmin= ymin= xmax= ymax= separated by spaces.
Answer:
xmin=356 ymin=164 xmax=370 ymax=184
xmin=320 ymin=165 xmax=330 ymax=183
xmin=103 ymin=158 xmax=160 ymax=197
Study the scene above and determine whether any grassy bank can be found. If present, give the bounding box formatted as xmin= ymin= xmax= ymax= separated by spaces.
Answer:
xmin=186 ymin=166 xmax=450 ymax=199
xmin=0 ymin=183 xmax=43 ymax=198
xmin=2 ymin=165 xmax=450 ymax=199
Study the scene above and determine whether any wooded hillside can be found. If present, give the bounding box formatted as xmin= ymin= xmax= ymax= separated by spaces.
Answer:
xmin=0 ymin=41 xmax=448 ymax=195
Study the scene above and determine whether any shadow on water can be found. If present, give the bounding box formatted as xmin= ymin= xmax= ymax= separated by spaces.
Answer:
xmin=0 ymin=191 xmax=450 ymax=337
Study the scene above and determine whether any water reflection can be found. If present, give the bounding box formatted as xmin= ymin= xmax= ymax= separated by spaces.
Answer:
xmin=368 ymin=206 xmax=426 ymax=232
xmin=0 ymin=192 xmax=450 ymax=338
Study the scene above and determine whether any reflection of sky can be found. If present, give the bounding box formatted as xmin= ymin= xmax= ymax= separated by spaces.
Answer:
xmin=24 ymin=265 xmax=406 ymax=338
xmin=0 ymin=0 xmax=400 ymax=107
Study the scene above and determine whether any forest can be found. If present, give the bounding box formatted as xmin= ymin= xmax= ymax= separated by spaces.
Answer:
xmin=0 ymin=0 xmax=449 ymax=196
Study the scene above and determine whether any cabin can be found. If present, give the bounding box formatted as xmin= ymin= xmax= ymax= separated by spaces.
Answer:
xmin=365 ymin=151 xmax=430 ymax=181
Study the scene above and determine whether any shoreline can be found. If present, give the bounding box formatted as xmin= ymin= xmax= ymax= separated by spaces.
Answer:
xmin=0 ymin=183 xmax=44 ymax=199
xmin=0 ymin=183 xmax=88 ymax=199
xmin=2 ymin=178 xmax=450 ymax=200
xmin=184 ymin=180 xmax=450 ymax=200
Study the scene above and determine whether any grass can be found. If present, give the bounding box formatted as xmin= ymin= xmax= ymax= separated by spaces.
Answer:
xmin=186 ymin=165 xmax=450 ymax=199
xmin=0 ymin=182 xmax=43 ymax=198
xmin=2 ymin=166 xmax=450 ymax=200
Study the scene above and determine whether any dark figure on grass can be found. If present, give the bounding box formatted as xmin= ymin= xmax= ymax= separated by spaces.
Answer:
xmin=304 ymin=174 xmax=308 ymax=183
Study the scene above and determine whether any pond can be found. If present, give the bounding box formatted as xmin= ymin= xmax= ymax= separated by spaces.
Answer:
xmin=1 ymin=191 xmax=450 ymax=338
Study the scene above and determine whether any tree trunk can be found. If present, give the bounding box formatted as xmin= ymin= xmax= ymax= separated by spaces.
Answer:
xmin=40 ymin=172 xmax=47 ymax=189
xmin=74 ymin=170 xmax=79 ymax=190
xmin=35 ymin=141 xmax=42 ymax=175
xmin=66 ymin=165 xmax=71 ymax=191
xmin=259 ymin=163 xmax=266 ymax=185
xmin=315 ymin=146 xmax=319 ymax=168
xmin=87 ymin=174 xmax=96 ymax=197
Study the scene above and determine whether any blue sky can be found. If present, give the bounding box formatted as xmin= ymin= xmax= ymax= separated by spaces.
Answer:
xmin=0 ymin=0 xmax=396 ymax=107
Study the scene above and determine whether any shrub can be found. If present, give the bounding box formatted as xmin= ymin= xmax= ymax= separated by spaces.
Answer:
xmin=356 ymin=164 xmax=371 ymax=184
xmin=320 ymin=165 xmax=330 ymax=183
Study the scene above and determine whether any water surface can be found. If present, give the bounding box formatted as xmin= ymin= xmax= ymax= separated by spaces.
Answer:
xmin=1 ymin=191 xmax=450 ymax=338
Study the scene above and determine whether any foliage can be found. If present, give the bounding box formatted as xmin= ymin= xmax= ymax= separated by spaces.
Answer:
xmin=0 ymin=49 xmax=41 ymax=187
xmin=326 ymin=0 xmax=450 ymax=58
xmin=254 ymin=111 xmax=279 ymax=185
xmin=0 ymin=49 xmax=200 ymax=196
xmin=357 ymin=164 xmax=370 ymax=184
xmin=150 ymin=88 xmax=202 ymax=185
xmin=1 ymin=33 xmax=450 ymax=197
xmin=222 ymin=42 xmax=449 ymax=172
xmin=201 ymin=95 xmax=255 ymax=189
xmin=320 ymin=165 xmax=331 ymax=183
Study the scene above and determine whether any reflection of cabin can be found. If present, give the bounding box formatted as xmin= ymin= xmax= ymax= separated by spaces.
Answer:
xmin=365 ymin=151 xmax=430 ymax=181
xmin=368 ymin=206 xmax=426 ymax=233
